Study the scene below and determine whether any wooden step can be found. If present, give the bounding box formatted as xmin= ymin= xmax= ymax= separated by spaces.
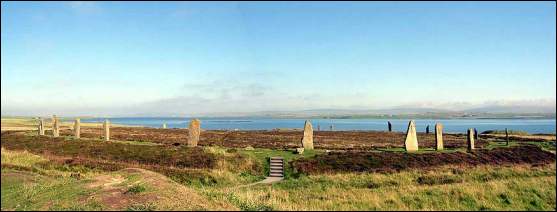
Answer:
xmin=269 ymin=157 xmax=284 ymax=178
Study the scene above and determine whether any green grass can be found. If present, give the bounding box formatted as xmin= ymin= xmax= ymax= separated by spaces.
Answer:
xmin=125 ymin=184 xmax=147 ymax=194
xmin=236 ymin=147 xmax=321 ymax=178
xmin=486 ymin=140 xmax=556 ymax=152
xmin=483 ymin=129 xmax=530 ymax=136
xmin=215 ymin=164 xmax=556 ymax=210
xmin=1 ymin=170 xmax=101 ymax=211
xmin=2 ymin=133 xmax=556 ymax=211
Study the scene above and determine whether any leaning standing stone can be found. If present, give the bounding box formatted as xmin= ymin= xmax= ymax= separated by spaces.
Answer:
xmin=187 ymin=119 xmax=201 ymax=147
xmin=435 ymin=123 xmax=443 ymax=150
xmin=467 ymin=128 xmax=475 ymax=151
xmin=404 ymin=120 xmax=418 ymax=152
xmin=301 ymin=120 xmax=314 ymax=150
xmin=52 ymin=115 xmax=59 ymax=137
xmin=74 ymin=118 xmax=81 ymax=139
xmin=38 ymin=118 xmax=45 ymax=136
xmin=103 ymin=119 xmax=110 ymax=141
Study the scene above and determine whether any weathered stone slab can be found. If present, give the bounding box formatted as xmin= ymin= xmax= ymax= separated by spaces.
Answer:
xmin=52 ymin=115 xmax=59 ymax=137
xmin=435 ymin=123 xmax=443 ymax=150
xmin=467 ymin=128 xmax=475 ymax=151
xmin=74 ymin=118 xmax=80 ymax=138
xmin=404 ymin=120 xmax=418 ymax=152
xmin=426 ymin=125 xmax=430 ymax=134
xmin=187 ymin=119 xmax=201 ymax=147
xmin=38 ymin=118 xmax=45 ymax=136
xmin=301 ymin=120 xmax=314 ymax=150
xmin=388 ymin=121 xmax=392 ymax=132
xmin=103 ymin=119 xmax=110 ymax=141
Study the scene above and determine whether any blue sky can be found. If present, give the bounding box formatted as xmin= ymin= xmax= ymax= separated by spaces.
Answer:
xmin=1 ymin=2 xmax=555 ymax=116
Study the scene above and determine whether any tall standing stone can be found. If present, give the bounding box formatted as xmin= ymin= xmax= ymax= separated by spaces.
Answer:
xmin=162 ymin=123 xmax=167 ymax=129
xmin=38 ymin=118 xmax=45 ymax=136
xmin=52 ymin=115 xmax=59 ymax=137
xmin=388 ymin=121 xmax=392 ymax=132
xmin=301 ymin=120 xmax=314 ymax=150
xmin=330 ymin=125 xmax=334 ymax=131
xmin=474 ymin=128 xmax=479 ymax=140
xmin=74 ymin=118 xmax=81 ymax=139
xmin=435 ymin=123 xmax=443 ymax=150
xmin=467 ymin=128 xmax=475 ymax=151
xmin=187 ymin=119 xmax=201 ymax=147
xmin=426 ymin=125 xmax=430 ymax=134
xmin=103 ymin=119 xmax=110 ymax=141
xmin=505 ymin=128 xmax=509 ymax=146
xmin=404 ymin=120 xmax=418 ymax=152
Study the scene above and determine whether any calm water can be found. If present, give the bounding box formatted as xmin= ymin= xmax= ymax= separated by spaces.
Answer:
xmin=81 ymin=117 xmax=556 ymax=134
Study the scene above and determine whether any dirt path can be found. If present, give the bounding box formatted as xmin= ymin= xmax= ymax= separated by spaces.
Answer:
xmin=236 ymin=176 xmax=284 ymax=189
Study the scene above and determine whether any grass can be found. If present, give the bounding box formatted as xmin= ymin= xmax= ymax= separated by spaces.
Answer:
xmin=236 ymin=147 xmax=320 ymax=178
xmin=1 ymin=133 xmax=218 ymax=169
xmin=1 ymin=117 xmax=132 ymax=131
xmin=1 ymin=131 xmax=556 ymax=210
xmin=290 ymin=145 xmax=555 ymax=175
xmin=213 ymin=164 xmax=556 ymax=210
xmin=482 ymin=129 xmax=530 ymax=136
xmin=485 ymin=140 xmax=556 ymax=152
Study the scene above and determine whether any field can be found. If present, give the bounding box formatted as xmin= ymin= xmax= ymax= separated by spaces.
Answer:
xmin=1 ymin=118 xmax=556 ymax=211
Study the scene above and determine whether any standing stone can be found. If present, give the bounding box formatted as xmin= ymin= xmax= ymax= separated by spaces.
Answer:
xmin=426 ymin=125 xmax=430 ymax=134
xmin=162 ymin=123 xmax=167 ymax=129
xmin=467 ymin=128 xmax=475 ymax=151
xmin=52 ymin=115 xmax=59 ymax=137
xmin=317 ymin=125 xmax=320 ymax=131
xmin=74 ymin=118 xmax=81 ymax=139
xmin=435 ymin=123 xmax=443 ymax=150
xmin=404 ymin=120 xmax=418 ymax=152
xmin=474 ymin=128 xmax=479 ymax=140
xmin=330 ymin=125 xmax=334 ymax=131
xmin=388 ymin=121 xmax=392 ymax=132
xmin=38 ymin=118 xmax=45 ymax=136
xmin=187 ymin=119 xmax=201 ymax=147
xmin=505 ymin=128 xmax=509 ymax=146
xmin=103 ymin=119 xmax=110 ymax=141
xmin=301 ymin=120 xmax=314 ymax=150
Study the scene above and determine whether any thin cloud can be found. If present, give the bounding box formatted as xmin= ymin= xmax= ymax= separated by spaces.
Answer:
xmin=67 ymin=1 xmax=101 ymax=14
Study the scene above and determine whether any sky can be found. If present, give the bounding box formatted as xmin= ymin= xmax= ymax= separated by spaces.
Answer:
xmin=1 ymin=1 xmax=556 ymax=116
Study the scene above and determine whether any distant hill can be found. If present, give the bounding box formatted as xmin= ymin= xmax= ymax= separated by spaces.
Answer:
xmin=463 ymin=105 xmax=556 ymax=114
